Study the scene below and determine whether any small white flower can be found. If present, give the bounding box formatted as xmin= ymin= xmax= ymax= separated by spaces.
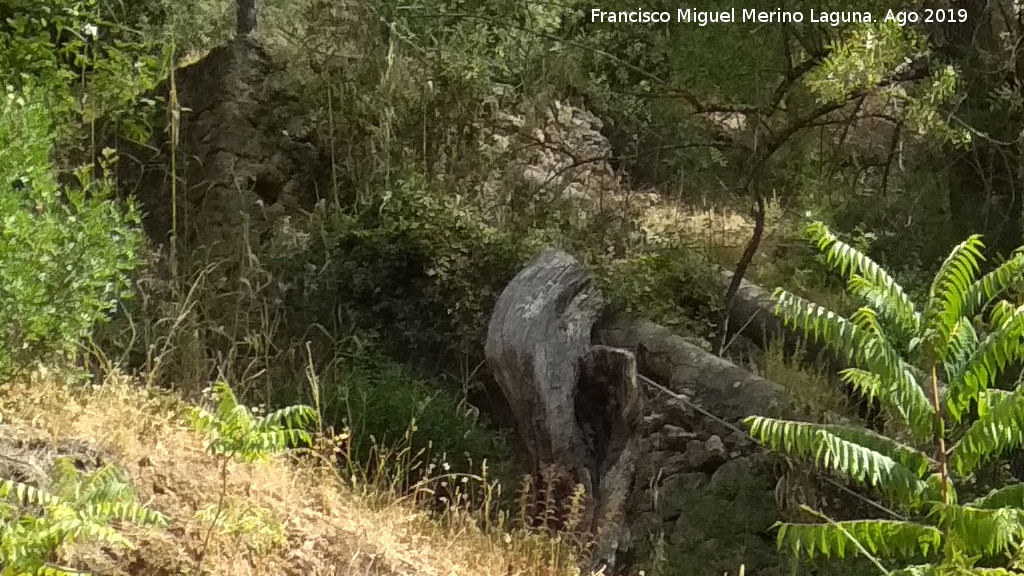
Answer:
xmin=83 ymin=24 xmax=98 ymax=38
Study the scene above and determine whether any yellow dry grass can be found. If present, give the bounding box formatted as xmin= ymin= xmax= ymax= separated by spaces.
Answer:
xmin=0 ymin=369 xmax=591 ymax=576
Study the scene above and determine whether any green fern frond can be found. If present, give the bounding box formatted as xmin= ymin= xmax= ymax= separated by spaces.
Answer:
xmin=989 ymin=300 xmax=1019 ymax=329
xmin=773 ymin=289 xmax=869 ymax=366
xmin=259 ymin=404 xmax=318 ymax=431
xmin=746 ymin=417 xmax=927 ymax=506
xmin=839 ymin=368 xmax=886 ymax=407
xmin=848 ymin=275 xmax=918 ymax=343
xmin=929 ymin=503 xmax=1024 ymax=556
xmin=0 ymin=478 xmax=57 ymax=507
xmin=774 ymin=292 xmax=932 ymax=429
xmin=960 ymin=252 xmax=1024 ymax=321
xmin=79 ymin=465 xmax=134 ymax=505
xmin=977 ymin=389 xmax=1012 ymax=418
xmin=81 ymin=501 xmax=169 ymax=527
xmin=922 ymin=235 xmax=985 ymax=359
xmin=949 ymin=387 xmax=1024 ymax=476
xmin=806 ymin=222 xmax=919 ymax=331
xmin=950 ymin=304 xmax=1024 ymax=422
xmin=821 ymin=424 xmax=934 ymax=477
xmin=773 ymin=294 xmax=933 ymax=433
xmin=192 ymin=381 xmax=316 ymax=463
xmin=967 ymin=483 xmax=1024 ymax=510
xmin=40 ymin=517 xmax=134 ymax=549
xmin=943 ymin=318 xmax=978 ymax=403
xmin=776 ymin=519 xmax=940 ymax=560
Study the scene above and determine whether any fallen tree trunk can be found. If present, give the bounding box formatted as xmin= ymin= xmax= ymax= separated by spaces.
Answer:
xmin=714 ymin=268 xmax=947 ymax=403
xmin=595 ymin=314 xmax=801 ymax=423
xmin=717 ymin=268 xmax=837 ymax=370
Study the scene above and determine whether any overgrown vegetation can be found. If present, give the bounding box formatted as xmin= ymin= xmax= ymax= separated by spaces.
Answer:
xmin=748 ymin=222 xmax=1024 ymax=573
xmin=0 ymin=458 xmax=168 ymax=576
xmin=0 ymin=85 xmax=141 ymax=379
xmin=6 ymin=0 xmax=1024 ymax=573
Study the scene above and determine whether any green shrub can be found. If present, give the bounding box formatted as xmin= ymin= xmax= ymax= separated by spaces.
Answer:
xmin=0 ymin=458 xmax=168 ymax=576
xmin=747 ymin=221 xmax=1024 ymax=573
xmin=268 ymin=177 xmax=530 ymax=364
xmin=328 ymin=357 xmax=514 ymax=482
xmin=0 ymin=85 xmax=141 ymax=377
xmin=594 ymin=247 xmax=720 ymax=338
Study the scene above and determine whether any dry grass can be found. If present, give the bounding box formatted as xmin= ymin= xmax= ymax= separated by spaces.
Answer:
xmin=0 ymin=369 xmax=594 ymax=576
xmin=639 ymin=193 xmax=786 ymax=257
xmin=754 ymin=340 xmax=858 ymax=424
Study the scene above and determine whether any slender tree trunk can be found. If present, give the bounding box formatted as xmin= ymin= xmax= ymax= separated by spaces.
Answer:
xmin=714 ymin=189 xmax=766 ymax=355
xmin=237 ymin=0 xmax=258 ymax=37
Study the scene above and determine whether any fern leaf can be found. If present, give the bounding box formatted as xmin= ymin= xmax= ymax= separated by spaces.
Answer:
xmin=806 ymin=222 xmax=920 ymax=331
xmin=950 ymin=304 xmax=1024 ymax=422
xmin=0 ymin=479 xmax=57 ymax=507
xmin=773 ymin=290 xmax=870 ymax=366
xmin=942 ymin=318 xmax=978 ymax=409
xmin=949 ymin=387 xmax=1024 ymax=476
xmin=259 ymin=404 xmax=317 ymax=431
xmin=922 ymin=235 xmax=985 ymax=360
xmin=820 ymin=424 xmax=934 ymax=477
xmin=774 ymin=291 xmax=930 ymax=405
xmin=746 ymin=417 xmax=926 ymax=506
xmin=776 ymin=519 xmax=940 ymax=559
xmin=773 ymin=292 xmax=934 ymax=433
xmin=838 ymin=367 xmax=933 ymax=434
xmin=847 ymin=275 xmax=918 ymax=346
xmin=967 ymin=483 xmax=1024 ymax=510
xmin=977 ymin=389 xmax=1011 ymax=418
xmin=929 ymin=503 xmax=1024 ymax=556
xmin=960 ymin=251 xmax=1024 ymax=321
xmin=82 ymin=501 xmax=168 ymax=527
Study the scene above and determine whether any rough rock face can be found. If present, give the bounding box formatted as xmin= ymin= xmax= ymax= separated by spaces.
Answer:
xmin=620 ymin=395 xmax=782 ymax=576
xmin=478 ymin=98 xmax=659 ymax=253
xmin=121 ymin=36 xmax=318 ymax=275
xmin=603 ymin=320 xmax=794 ymax=576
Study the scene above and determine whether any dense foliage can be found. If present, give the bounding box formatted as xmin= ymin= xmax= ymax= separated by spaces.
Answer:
xmin=748 ymin=222 xmax=1024 ymax=573
xmin=7 ymin=0 xmax=1024 ymax=573
xmin=0 ymin=458 xmax=168 ymax=576
xmin=0 ymin=86 xmax=141 ymax=377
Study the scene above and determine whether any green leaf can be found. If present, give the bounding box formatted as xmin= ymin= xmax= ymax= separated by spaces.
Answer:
xmin=806 ymin=222 xmax=920 ymax=334
xmin=776 ymin=519 xmax=940 ymax=559
xmin=950 ymin=387 xmax=1024 ymax=476
xmin=746 ymin=417 xmax=927 ymax=506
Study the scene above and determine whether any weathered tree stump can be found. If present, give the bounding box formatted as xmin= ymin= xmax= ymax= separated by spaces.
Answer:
xmin=485 ymin=248 xmax=601 ymax=481
xmin=485 ymin=249 xmax=642 ymax=570
xmin=580 ymin=345 xmax=642 ymax=569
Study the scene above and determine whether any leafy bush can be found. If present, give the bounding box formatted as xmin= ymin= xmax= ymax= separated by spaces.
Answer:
xmin=0 ymin=458 xmax=168 ymax=576
xmin=190 ymin=381 xmax=316 ymax=572
xmin=0 ymin=85 xmax=141 ymax=377
xmin=0 ymin=0 xmax=168 ymax=153
xmin=747 ymin=221 xmax=1024 ymax=573
xmin=594 ymin=247 xmax=720 ymax=338
xmin=268 ymin=178 xmax=531 ymax=364
xmin=327 ymin=357 xmax=514 ymax=482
